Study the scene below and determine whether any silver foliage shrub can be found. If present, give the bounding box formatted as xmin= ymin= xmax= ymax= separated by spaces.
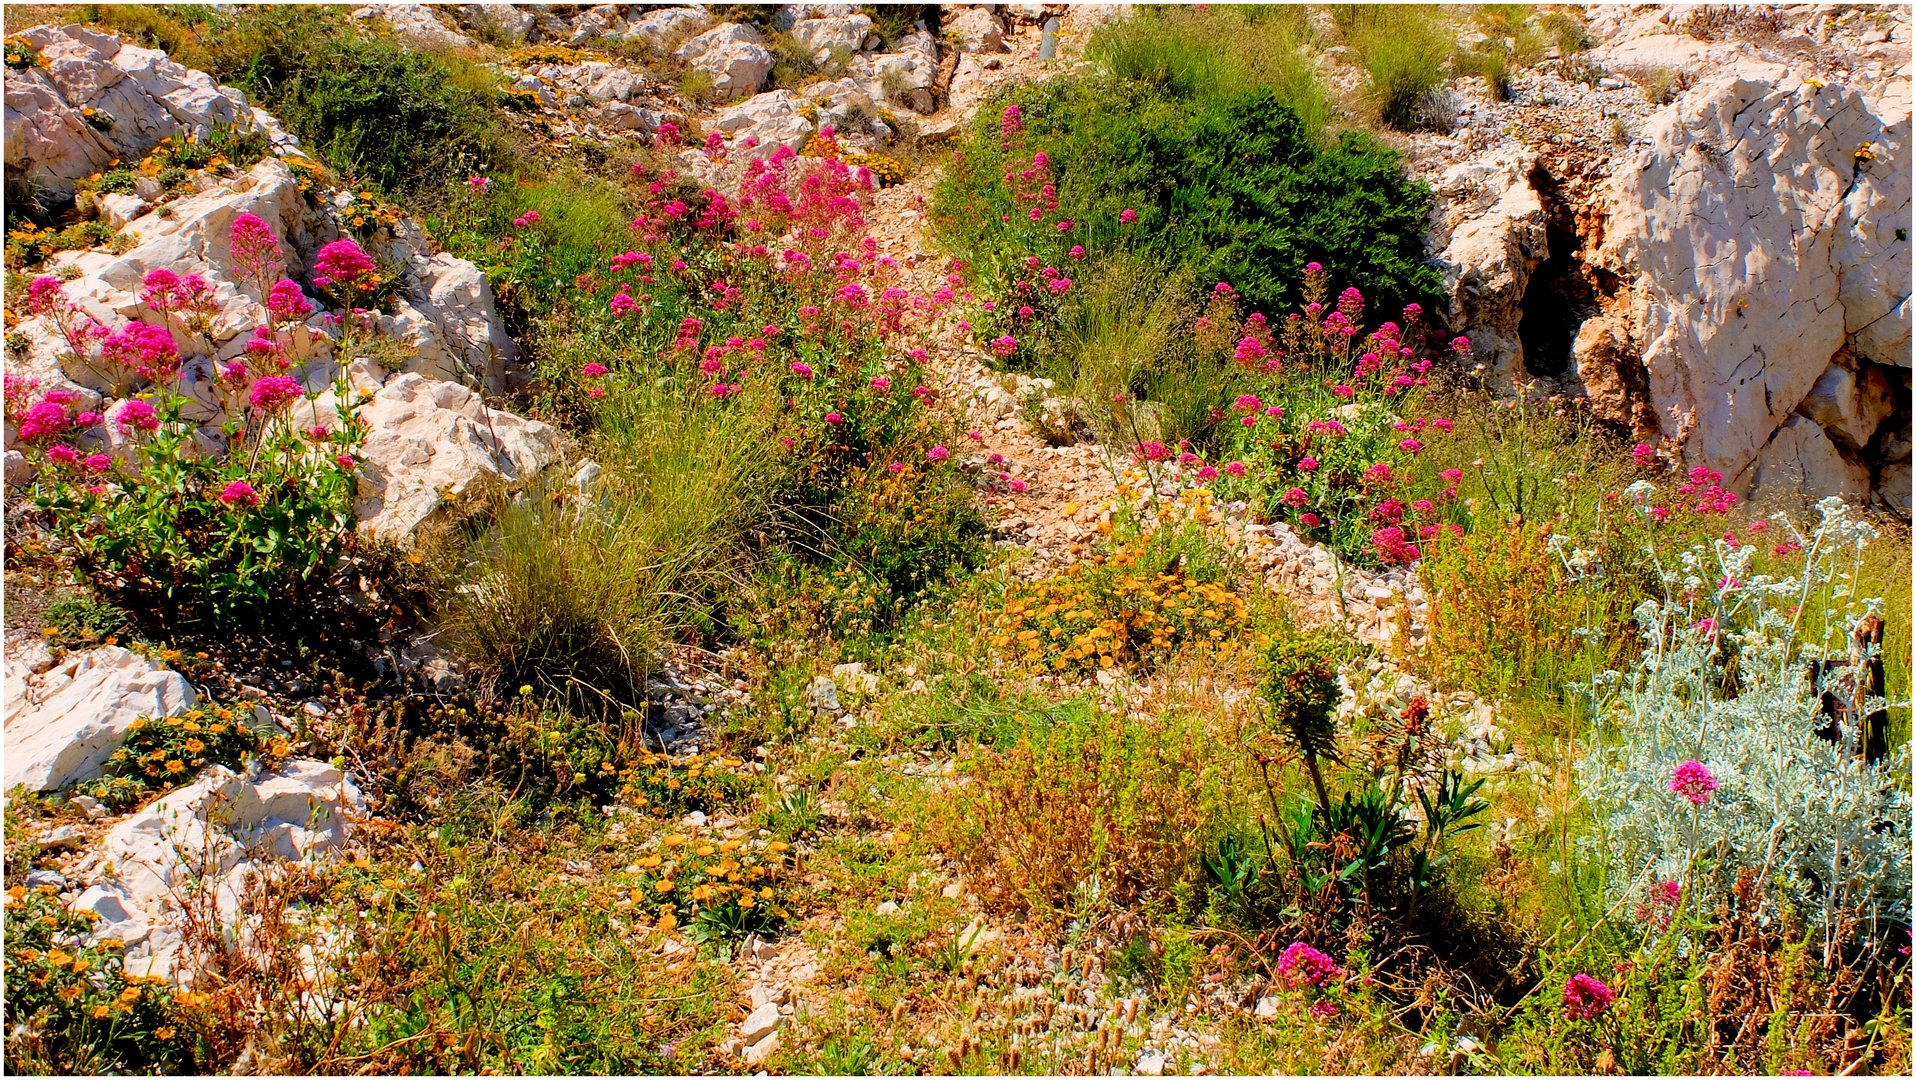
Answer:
xmin=1573 ymin=497 xmax=1909 ymax=945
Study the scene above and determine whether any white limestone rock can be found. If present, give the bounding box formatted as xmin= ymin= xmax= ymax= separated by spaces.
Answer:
xmin=355 ymin=4 xmax=473 ymax=50
xmin=789 ymin=13 xmax=876 ymax=63
xmin=350 ymin=372 xmax=562 ymax=541
xmin=946 ymin=7 xmax=1007 ymax=54
xmin=676 ymin=23 xmax=774 ymax=102
xmin=76 ymin=759 xmax=362 ymax=979
xmin=3 ymin=646 xmax=196 ymax=792
xmin=713 ymin=89 xmax=815 ymax=151
xmin=1586 ymin=74 xmax=1911 ymax=494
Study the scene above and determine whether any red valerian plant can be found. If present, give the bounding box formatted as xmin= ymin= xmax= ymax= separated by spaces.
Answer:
xmin=1206 ymin=265 xmax=1471 ymax=567
xmin=9 ymin=213 xmax=366 ymax=626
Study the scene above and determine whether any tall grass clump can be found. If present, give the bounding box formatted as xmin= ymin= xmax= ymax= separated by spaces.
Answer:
xmin=440 ymin=388 xmax=777 ymax=706
xmin=1331 ymin=4 xmax=1458 ymax=130
xmin=1087 ymin=4 xmax=1333 ymax=138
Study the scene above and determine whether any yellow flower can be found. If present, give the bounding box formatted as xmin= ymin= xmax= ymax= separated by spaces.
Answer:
xmin=165 ymin=759 xmax=186 ymax=774
xmin=184 ymin=738 xmax=205 ymax=754
xmin=46 ymin=949 xmax=72 ymax=968
xmin=654 ymin=879 xmax=675 ymax=894
xmin=155 ymin=1026 xmax=175 ymax=1040
xmin=59 ymin=985 xmax=84 ymax=1001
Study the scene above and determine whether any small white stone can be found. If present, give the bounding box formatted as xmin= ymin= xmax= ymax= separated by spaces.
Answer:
xmin=740 ymin=1001 xmax=782 ymax=1046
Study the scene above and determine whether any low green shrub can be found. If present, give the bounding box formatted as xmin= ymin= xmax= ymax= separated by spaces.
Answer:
xmin=3 ymin=885 xmax=192 ymax=1074
xmin=77 ymin=700 xmax=288 ymax=810
xmin=201 ymin=6 xmax=514 ymax=195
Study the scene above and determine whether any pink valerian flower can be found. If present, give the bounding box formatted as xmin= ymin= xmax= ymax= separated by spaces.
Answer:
xmin=789 ymin=361 xmax=813 ymax=379
xmin=100 ymin=321 xmax=182 ymax=382
xmin=16 ymin=400 xmax=71 ymax=441
xmin=513 ymin=210 xmax=542 ymax=228
xmin=84 ymin=452 xmax=112 ymax=473
xmin=467 ymin=175 xmax=490 ymax=192
xmin=707 ymin=382 xmax=739 ymax=398
xmin=887 ymin=461 xmax=906 ymax=475
xmin=314 ymin=239 xmax=376 ymax=289
xmin=1297 ymin=457 xmax=1319 ymax=472
xmin=1134 ymin=441 xmax=1172 ymax=462
xmin=1000 ymin=104 xmax=1024 ymax=137
xmin=44 ymin=443 xmax=80 ymax=466
xmin=113 ymin=399 xmax=160 ymax=434
xmin=1636 ymin=880 xmax=1681 ymax=929
xmin=336 ymin=453 xmax=357 ymax=470
xmin=1282 ymin=487 xmax=1310 ymax=508
xmin=249 ymin=376 xmax=303 ymax=412
xmin=1562 ymin=974 xmax=1615 ymax=1020
xmin=1632 ymin=442 xmax=1656 ymax=467
xmin=1196 ymin=465 xmax=1218 ymax=481
xmin=138 ymin=268 xmax=214 ymax=319
xmin=1370 ymin=526 xmax=1421 ymax=565
xmin=1362 ymin=462 xmax=1394 ymax=485
xmin=1223 ymin=461 xmax=1247 ymax=477
xmin=1005 ymin=475 xmax=1027 ymax=493
xmin=228 ymin=211 xmax=284 ymax=288
xmin=1694 ymin=616 xmax=1719 ymax=637
xmin=219 ymin=479 xmax=261 ymax=507
xmin=1234 ymin=336 xmax=1269 ymax=364
xmin=1331 ymin=383 xmax=1356 ymax=398
xmin=581 ymin=362 xmax=609 ymax=378
xmin=1068 ymin=244 xmax=1085 ymax=260
xmin=266 ymin=278 xmax=315 ymax=324
xmin=870 ymin=376 xmax=892 ymax=392
xmin=1119 ymin=207 xmax=1137 ymax=223
xmin=1234 ymin=395 xmax=1265 ymax=414
xmin=824 ymin=411 xmax=844 ymax=425
xmin=1276 ymin=942 xmax=1344 ymax=988
xmin=1398 ymin=438 xmax=1424 ymax=454
xmin=927 ymin=445 xmax=950 ymax=462
xmin=1669 ymin=761 xmax=1719 ymax=806
xmin=1309 ymin=1000 xmax=1339 ymax=1019
xmin=991 ymin=335 xmax=1018 ymax=358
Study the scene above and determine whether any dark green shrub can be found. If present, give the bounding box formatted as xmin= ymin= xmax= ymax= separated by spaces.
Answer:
xmin=205 ymin=7 xmax=513 ymax=195
xmin=936 ymin=77 xmax=1440 ymax=327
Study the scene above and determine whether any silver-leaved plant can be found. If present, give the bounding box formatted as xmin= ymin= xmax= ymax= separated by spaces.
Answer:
xmin=1574 ymin=497 xmax=1909 ymax=952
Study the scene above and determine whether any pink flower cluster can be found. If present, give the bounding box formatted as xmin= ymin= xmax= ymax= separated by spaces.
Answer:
xmin=1276 ymin=942 xmax=1344 ymax=988
xmin=1562 ymin=973 xmax=1614 ymax=1020
xmin=1668 ymin=760 xmax=1719 ymax=807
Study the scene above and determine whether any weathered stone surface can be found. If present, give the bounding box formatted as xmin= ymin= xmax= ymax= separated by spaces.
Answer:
xmin=459 ymin=4 xmax=536 ymax=41
xmin=789 ymin=13 xmax=875 ymax=62
xmin=617 ymin=6 xmax=713 ymax=49
xmin=4 ymin=24 xmax=285 ymax=199
xmin=1433 ymin=151 xmax=1546 ymax=386
xmin=381 ymin=253 xmax=520 ymax=390
xmin=1586 ymin=74 xmax=1912 ymax=493
xmin=354 ymin=4 xmax=473 ymax=50
xmin=351 ymin=372 xmax=563 ymax=541
xmin=676 ymin=23 xmax=774 ymax=102
xmin=850 ymin=30 xmax=941 ymax=113
xmin=713 ymin=89 xmax=815 ymax=150
xmin=947 ymin=7 xmax=1007 ymax=53
xmin=74 ymin=759 xmax=362 ymax=979
xmin=3 ymin=646 xmax=196 ymax=792
xmin=1752 ymin=413 xmax=1872 ymax=501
